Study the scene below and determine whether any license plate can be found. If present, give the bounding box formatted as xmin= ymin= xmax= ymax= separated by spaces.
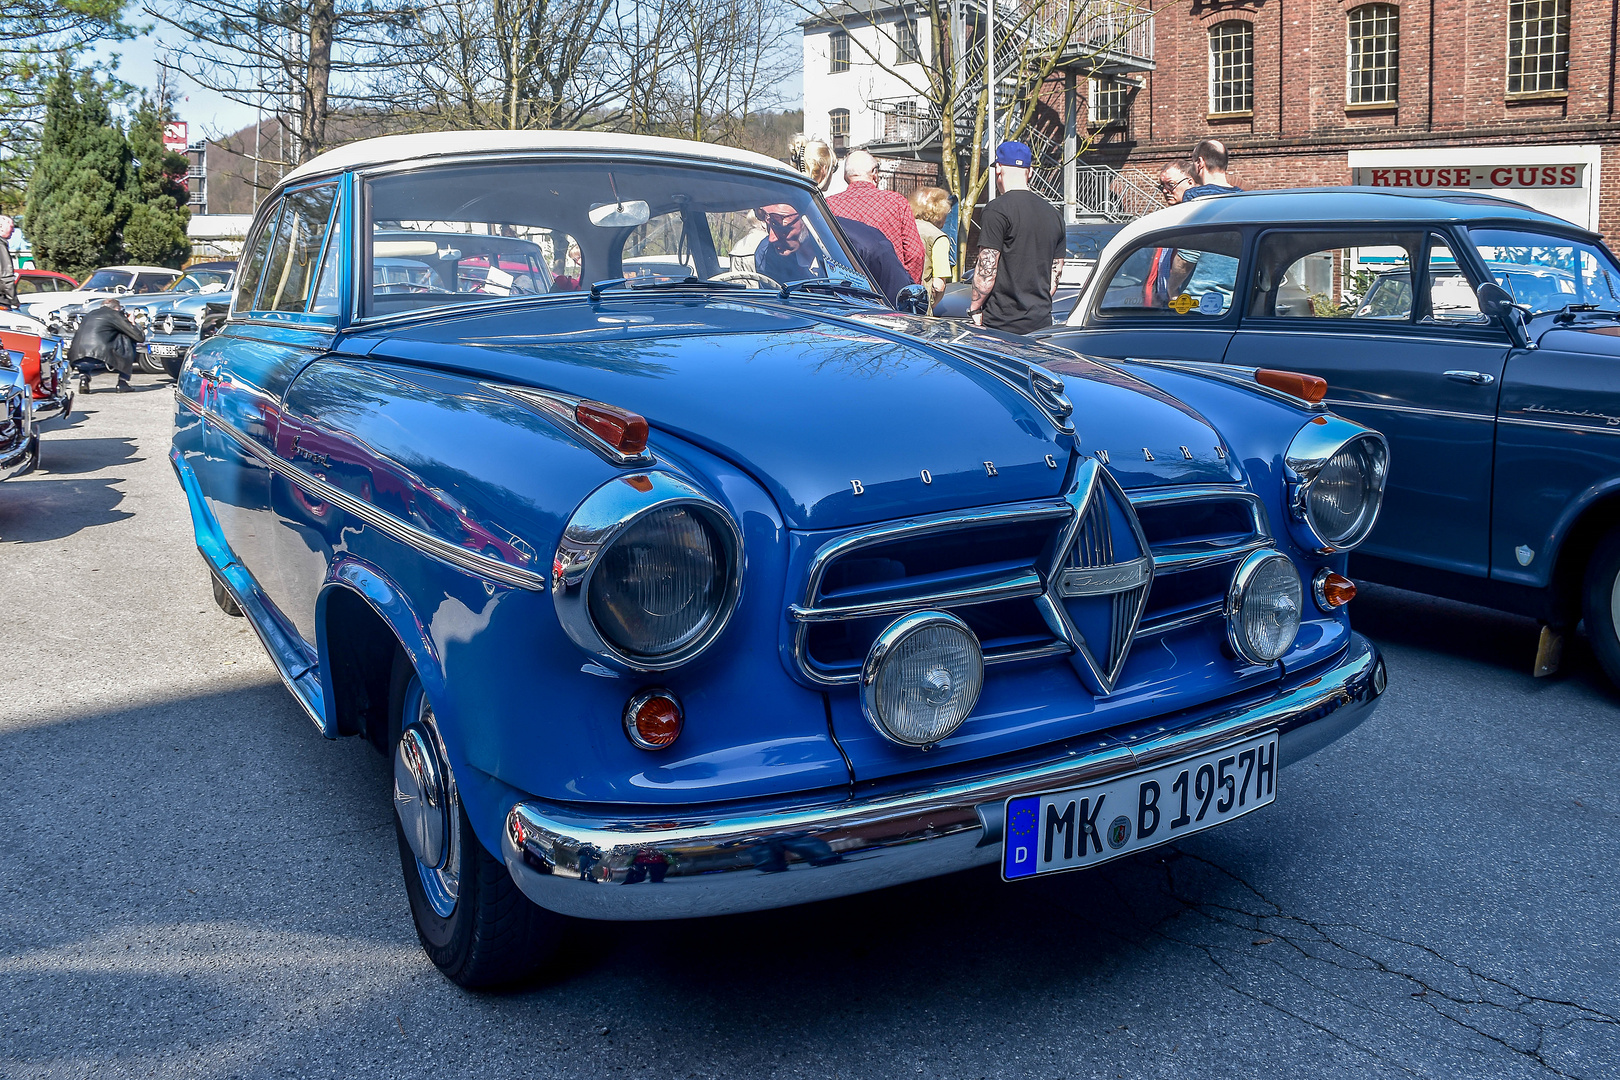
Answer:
xmin=151 ymin=344 xmax=180 ymax=357
xmin=1002 ymin=731 xmax=1278 ymax=880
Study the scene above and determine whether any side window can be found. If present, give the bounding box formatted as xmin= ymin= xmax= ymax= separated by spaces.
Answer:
xmin=234 ymin=208 xmax=279 ymax=314
xmin=16 ymin=278 xmax=39 ymax=294
xmin=1248 ymin=231 xmax=1420 ymax=320
xmin=620 ymin=212 xmax=698 ymax=280
xmin=1423 ymin=235 xmax=1485 ymax=323
xmin=134 ymin=272 xmax=175 ymax=293
xmin=256 ymin=184 xmax=338 ymax=313
xmin=1096 ymin=230 xmax=1243 ymax=317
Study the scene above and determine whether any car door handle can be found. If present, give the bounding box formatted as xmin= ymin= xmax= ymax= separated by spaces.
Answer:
xmin=1443 ymin=370 xmax=1495 ymax=385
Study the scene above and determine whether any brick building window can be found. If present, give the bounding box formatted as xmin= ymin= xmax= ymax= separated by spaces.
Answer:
xmin=830 ymin=30 xmax=850 ymax=74
xmin=896 ymin=17 xmax=921 ymax=63
xmin=1347 ymin=5 xmax=1398 ymax=105
xmin=829 ymin=108 xmax=850 ymax=150
xmin=1208 ymin=22 xmax=1254 ymax=116
xmin=1090 ymin=78 xmax=1131 ymax=128
xmin=1507 ymin=0 xmax=1569 ymax=95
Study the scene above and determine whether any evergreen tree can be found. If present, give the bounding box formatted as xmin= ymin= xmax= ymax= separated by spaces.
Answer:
xmin=122 ymin=94 xmax=191 ymax=267
xmin=22 ymin=64 xmax=130 ymax=279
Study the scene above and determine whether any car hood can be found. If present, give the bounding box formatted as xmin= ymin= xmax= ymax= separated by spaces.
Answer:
xmin=356 ymin=297 xmax=1239 ymax=529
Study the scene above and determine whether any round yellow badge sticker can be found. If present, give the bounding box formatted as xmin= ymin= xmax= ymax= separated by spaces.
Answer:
xmin=1169 ymin=293 xmax=1197 ymax=314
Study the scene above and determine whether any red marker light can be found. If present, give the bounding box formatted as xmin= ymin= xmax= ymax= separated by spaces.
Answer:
xmin=575 ymin=400 xmax=649 ymax=455
xmin=1255 ymin=369 xmax=1328 ymax=404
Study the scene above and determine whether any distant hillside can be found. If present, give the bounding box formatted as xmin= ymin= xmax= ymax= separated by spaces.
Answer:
xmin=204 ymin=110 xmax=805 ymax=215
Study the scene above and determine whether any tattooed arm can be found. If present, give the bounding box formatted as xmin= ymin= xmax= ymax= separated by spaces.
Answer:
xmin=1051 ymin=258 xmax=1063 ymax=296
xmin=968 ymin=247 xmax=1000 ymax=324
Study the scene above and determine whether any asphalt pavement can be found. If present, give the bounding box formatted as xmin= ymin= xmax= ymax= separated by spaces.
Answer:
xmin=2 ymin=378 xmax=1617 ymax=1079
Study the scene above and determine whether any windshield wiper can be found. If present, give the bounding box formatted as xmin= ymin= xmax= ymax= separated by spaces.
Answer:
xmin=1552 ymin=303 xmax=1620 ymax=324
xmin=778 ymin=277 xmax=885 ymax=304
xmin=588 ymin=276 xmax=746 ymax=300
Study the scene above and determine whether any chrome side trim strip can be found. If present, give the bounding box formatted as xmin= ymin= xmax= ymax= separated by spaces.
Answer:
xmin=205 ymin=409 xmax=547 ymax=591
xmin=1120 ymin=357 xmax=1328 ymax=411
xmin=491 ymin=382 xmax=655 ymax=467
xmin=1324 ymin=397 xmax=1493 ymax=423
xmin=1498 ymin=415 xmax=1620 ymax=437
xmin=504 ymin=635 xmax=1384 ymax=920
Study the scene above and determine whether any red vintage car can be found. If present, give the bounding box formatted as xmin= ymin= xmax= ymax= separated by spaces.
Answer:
xmin=16 ymin=269 xmax=80 ymax=298
xmin=0 ymin=329 xmax=73 ymax=428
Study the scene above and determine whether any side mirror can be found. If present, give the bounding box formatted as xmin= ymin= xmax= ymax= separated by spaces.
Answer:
xmin=896 ymin=283 xmax=930 ymax=316
xmin=1475 ymin=280 xmax=1533 ymax=349
xmin=1475 ymin=280 xmax=1514 ymax=318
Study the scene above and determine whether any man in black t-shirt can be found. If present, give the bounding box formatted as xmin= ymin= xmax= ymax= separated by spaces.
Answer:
xmin=967 ymin=141 xmax=1066 ymax=335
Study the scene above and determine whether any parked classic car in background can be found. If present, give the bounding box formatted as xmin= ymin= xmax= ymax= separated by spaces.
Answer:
xmin=20 ymin=265 xmax=184 ymax=327
xmin=141 ymin=292 xmax=233 ymax=379
xmin=174 ymin=132 xmax=1388 ymax=987
xmin=0 ymin=328 xmax=72 ymax=431
xmin=1042 ymin=188 xmax=1620 ymax=690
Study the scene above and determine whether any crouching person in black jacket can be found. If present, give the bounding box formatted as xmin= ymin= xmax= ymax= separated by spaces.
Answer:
xmin=68 ymin=299 xmax=144 ymax=393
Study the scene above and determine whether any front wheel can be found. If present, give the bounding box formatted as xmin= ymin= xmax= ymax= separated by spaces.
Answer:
xmin=1582 ymin=527 xmax=1620 ymax=691
xmin=391 ymin=669 xmax=567 ymax=987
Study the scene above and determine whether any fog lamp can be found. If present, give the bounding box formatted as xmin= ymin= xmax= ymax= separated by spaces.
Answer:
xmin=1226 ymin=551 xmax=1303 ymax=665
xmin=624 ymin=688 xmax=683 ymax=750
xmin=861 ymin=611 xmax=983 ymax=747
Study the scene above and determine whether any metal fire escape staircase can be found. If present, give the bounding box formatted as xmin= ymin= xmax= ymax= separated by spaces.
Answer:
xmin=867 ymin=0 xmax=1155 ymax=220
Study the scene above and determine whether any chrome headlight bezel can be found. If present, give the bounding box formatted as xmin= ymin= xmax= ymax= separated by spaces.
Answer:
xmin=552 ymin=471 xmax=743 ymax=673
xmin=1283 ymin=415 xmax=1389 ymax=554
xmin=860 ymin=610 xmax=984 ymax=748
xmin=1225 ymin=549 xmax=1304 ymax=666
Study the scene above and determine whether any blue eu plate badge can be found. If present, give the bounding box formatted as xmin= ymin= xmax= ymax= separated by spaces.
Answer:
xmin=1002 ymin=731 xmax=1278 ymax=880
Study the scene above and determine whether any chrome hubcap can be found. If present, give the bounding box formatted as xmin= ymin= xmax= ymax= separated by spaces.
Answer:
xmin=393 ymin=693 xmax=460 ymax=917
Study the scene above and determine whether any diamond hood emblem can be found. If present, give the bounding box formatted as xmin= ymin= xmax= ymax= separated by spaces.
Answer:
xmin=1036 ymin=459 xmax=1154 ymax=696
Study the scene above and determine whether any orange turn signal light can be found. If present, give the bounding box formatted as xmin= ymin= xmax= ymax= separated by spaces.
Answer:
xmin=576 ymin=400 xmax=649 ymax=456
xmin=1255 ymin=368 xmax=1328 ymax=404
xmin=624 ymin=689 xmax=683 ymax=750
xmin=1313 ymin=570 xmax=1357 ymax=611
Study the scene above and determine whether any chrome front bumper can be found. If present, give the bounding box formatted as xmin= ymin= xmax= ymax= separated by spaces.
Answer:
xmin=504 ymin=634 xmax=1386 ymax=921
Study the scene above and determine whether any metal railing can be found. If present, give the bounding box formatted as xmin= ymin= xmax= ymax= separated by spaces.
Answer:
xmin=1027 ymin=0 xmax=1154 ymax=65
xmin=1072 ymin=163 xmax=1162 ymax=221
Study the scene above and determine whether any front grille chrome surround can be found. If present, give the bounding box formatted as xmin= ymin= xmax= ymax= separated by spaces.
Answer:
xmin=789 ymin=473 xmax=1274 ymax=691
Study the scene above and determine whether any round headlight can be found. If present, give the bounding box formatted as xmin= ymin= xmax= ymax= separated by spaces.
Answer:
xmin=1305 ymin=435 xmax=1387 ymax=549
xmin=1226 ymin=551 xmax=1302 ymax=665
xmin=552 ymin=472 xmax=743 ymax=672
xmin=861 ymin=611 xmax=984 ymax=747
xmin=588 ymin=505 xmax=728 ymax=659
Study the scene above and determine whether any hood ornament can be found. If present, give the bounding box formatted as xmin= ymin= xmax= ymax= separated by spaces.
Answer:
xmin=1036 ymin=459 xmax=1154 ymax=695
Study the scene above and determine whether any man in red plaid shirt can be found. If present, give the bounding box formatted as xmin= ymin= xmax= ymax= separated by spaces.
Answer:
xmin=826 ymin=150 xmax=925 ymax=284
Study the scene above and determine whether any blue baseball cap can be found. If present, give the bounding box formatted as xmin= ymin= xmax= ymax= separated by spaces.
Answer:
xmin=995 ymin=141 xmax=1033 ymax=167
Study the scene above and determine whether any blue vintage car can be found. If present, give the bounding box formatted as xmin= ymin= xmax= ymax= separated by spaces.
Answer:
xmin=172 ymin=132 xmax=1388 ymax=987
xmin=1042 ymin=188 xmax=1620 ymax=689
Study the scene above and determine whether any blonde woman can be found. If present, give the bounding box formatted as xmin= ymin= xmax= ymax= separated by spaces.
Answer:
xmin=909 ymin=186 xmax=953 ymax=307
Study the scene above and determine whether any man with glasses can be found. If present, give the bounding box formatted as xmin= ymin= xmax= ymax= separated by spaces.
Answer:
xmin=753 ymin=202 xmax=912 ymax=306
xmin=1142 ymin=161 xmax=1194 ymax=306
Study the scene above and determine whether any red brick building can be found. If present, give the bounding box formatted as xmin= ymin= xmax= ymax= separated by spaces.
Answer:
xmin=1089 ymin=0 xmax=1617 ymax=235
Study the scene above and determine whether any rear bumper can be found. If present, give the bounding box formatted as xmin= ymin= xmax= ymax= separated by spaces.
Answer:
xmin=503 ymin=633 xmax=1386 ymax=921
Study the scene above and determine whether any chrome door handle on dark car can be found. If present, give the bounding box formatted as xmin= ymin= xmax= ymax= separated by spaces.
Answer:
xmin=1443 ymin=370 xmax=1496 ymax=385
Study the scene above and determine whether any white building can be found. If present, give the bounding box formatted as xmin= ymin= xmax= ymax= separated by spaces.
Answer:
xmin=801 ymin=2 xmax=937 ymax=156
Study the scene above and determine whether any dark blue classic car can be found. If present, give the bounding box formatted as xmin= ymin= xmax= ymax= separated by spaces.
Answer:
xmin=1043 ymin=189 xmax=1620 ymax=689
xmin=173 ymin=133 xmax=1387 ymax=986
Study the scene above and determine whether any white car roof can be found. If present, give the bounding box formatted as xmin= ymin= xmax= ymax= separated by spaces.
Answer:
xmin=281 ymin=131 xmax=799 ymax=188
xmin=90 ymin=266 xmax=182 ymax=274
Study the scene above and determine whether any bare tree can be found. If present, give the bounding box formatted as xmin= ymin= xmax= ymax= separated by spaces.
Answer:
xmin=795 ymin=0 xmax=1145 ymax=267
xmin=376 ymin=0 xmax=793 ymax=142
xmin=144 ymin=0 xmax=414 ymax=167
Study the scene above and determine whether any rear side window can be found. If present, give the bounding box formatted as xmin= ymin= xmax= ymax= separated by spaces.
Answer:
xmin=1248 ymin=231 xmax=1422 ymax=320
xmin=1095 ymin=230 xmax=1243 ymax=318
xmin=256 ymin=184 xmax=338 ymax=312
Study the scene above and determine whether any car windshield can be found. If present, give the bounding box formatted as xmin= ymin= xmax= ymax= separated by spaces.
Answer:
xmin=170 ymin=269 xmax=233 ymax=293
xmin=1468 ymin=228 xmax=1620 ymax=315
xmin=362 ymin=158 xmax=871 ymax=318
xmin=82 ymin=270 xmax=132 ymax=291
